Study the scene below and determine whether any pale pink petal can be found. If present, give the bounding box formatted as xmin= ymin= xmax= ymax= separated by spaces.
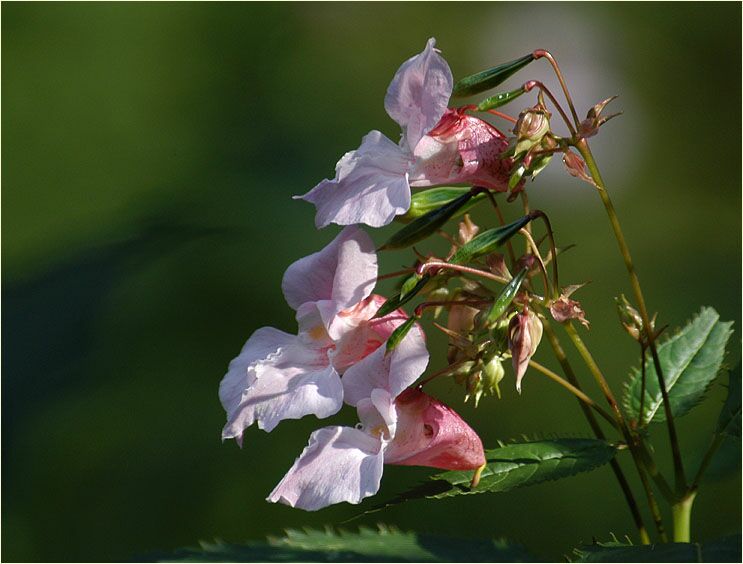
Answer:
xmin=384 ymin=38 xmax=453 ymax=152
xmin=384 ymin=389 xmax=485 ymax=471
xmin=329 ymin=294 xmax=409 ymax=370
xmin=220 ymin=337 xmax=343 ymax=442
xmin=341 ymin=323 xmax=429 ymax=406
xmin=219 ymin=327 xmax=292 ymax=416
xmin=281 ymin=226 xmax=377 ymax=312
xmin=267 ymin=426 xmax=384 ymax=511
xmin=297 ymin=131 xmax=412 ymax=228
xmin=357 ymin=388 xmax=397 ymax=440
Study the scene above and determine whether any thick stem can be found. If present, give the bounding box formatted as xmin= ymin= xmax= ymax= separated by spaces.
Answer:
xmin=575 ymin=138 xmax=687 ymax=493
xmin=541 ymin=320 xmax=650 ymax=543
xmin=671 ymin=492 xmax=696 ymax=543
xmin=562 ymin=321 xmax=668 ymax=540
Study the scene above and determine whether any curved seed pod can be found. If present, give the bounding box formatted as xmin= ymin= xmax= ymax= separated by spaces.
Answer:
xmin=476 ymin=86 xmax=528 ymax=111
xmin=452 ymin=54 xmax=535 ymax=98
xmin=484 ymin=267 xmax=529 ymax=327
xmin=449 ymin=215 xmax=532 ymax=265
xmin=380 ymin=191 xmax=476 ymax=250
xmin=373 ymin=274 xmax=432 ymax=319
xmin=385 ymin=315 xmax=419 ymax=354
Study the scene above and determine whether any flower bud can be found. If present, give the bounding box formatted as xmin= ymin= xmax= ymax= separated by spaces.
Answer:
xmin=482 ymin=355 xmax=506 ymax=400
xmin=508 ymin=309 xmax=543 ymax=393
xmin=615 ymin=294 xmax=646 ymax=342
xmin=465 ymin=370 xmax=485 ymax=407
xmin=513 ymin=105 xmax=552 ymax=157
xmin=452 ymin=360 xmax=477 ymax=386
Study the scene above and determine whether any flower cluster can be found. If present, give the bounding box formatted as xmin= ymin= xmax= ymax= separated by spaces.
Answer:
xmin=220 ymin=225 xmax=485 ymax=510
xmin=220 ymin=37 xmax=591 ymax=511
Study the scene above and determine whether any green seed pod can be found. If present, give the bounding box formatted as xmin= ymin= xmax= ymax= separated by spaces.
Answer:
xmin=452 ymin=53 xmax=536 ymax=98
xmin=449 ymin=215 xmax=532 ymax=265
xmin=380 ymin=191 xmax=476 ymax=250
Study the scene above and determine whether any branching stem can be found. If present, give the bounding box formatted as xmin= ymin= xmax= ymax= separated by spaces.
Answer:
xmin=575 ymin=138 xmax=687 ymax=493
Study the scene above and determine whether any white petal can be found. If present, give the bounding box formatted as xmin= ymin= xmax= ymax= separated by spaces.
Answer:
xmin=219 ymin=327 xmax=293 ymax=416
xmin=220 ymin=336 xmax=343 ymax=442
xmin=267 ymin=426 xmax=384 ymax=511
xmin=297 ymin=131 xmax=412 ymax=228
xmin=384 ymin=38 xmax=453 ymax=152
xmin=357 ymin=388 xmax=397 ymax=440
xmin=281 ymin=226 xmax=377 ymax=312
xmin=342 ymin=323 xmax=428 ymax=406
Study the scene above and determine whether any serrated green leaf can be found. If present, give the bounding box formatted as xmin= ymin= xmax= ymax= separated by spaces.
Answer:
xmin=164 ymin=525 xmax=535 ymax=562
xmin=452 ymin=54 xmax=535 ymax=98
xmin=623 ymin=307 xmax=734 ymax=424
xmin=572 ymin=534 xmax=741 ymax=562
xmin=370 ymin=439 xmax=615 ymax=511
xmin=717 ymin=366 xmax=741 ymax=437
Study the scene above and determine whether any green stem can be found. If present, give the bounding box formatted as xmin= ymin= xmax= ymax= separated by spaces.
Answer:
xmin=671 ymin=492 xmax=696 ymax=543
xmin=541 ymin=320 xmax=650 ymax=543
xmin=563 ymin=321 xmax=668 ymax=541
xmin=528 ymin=359 xmax=618 ymax=430
xmin=575 ymin=138 xmax=687 ymax=493
xmin=690 ymin=433 xmax=726 ymax=492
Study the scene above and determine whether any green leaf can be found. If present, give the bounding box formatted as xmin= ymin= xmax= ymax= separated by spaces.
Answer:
xmin=717 ymin=366 xmax=741 ymax=437
xmin=164 ymin=525 xmax=535 ymax=562
xmin=623 ymin=307 xmax=734 ymax=424
xmin=380 ymin=191 xmax=476 ymax=250
xmin=449 ymin=215 xmax=532 ymax=265
xmin=399 ymin=186 xmax=486 ymax=221
xmin=573 ymin=534 xmax=741 ymax=562
xmin=477 ymin=86 xmax=528 ymax=111
xmin=371 ymin=439 xmax=616 ymax=510
xmin=452 ymin=54 xmax=535 ymax=98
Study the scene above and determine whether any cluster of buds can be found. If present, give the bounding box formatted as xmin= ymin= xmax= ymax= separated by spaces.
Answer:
xmin=505 ymin=91 xmax=559 ymax=197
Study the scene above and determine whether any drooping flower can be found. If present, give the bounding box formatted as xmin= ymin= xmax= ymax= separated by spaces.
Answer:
xmin=508 ymin=308 xmax=543 ymax=393
xmin=219 ymin=226 xmax=412 ymax=444
xmin=267 ymin=333 xmax=485 ymax=511
xmin=297 ymin=38 xmax=514 ymax=229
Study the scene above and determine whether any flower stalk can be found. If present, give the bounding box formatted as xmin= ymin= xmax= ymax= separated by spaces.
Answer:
xmin=574 ymin=138 xmax=687 ymax=494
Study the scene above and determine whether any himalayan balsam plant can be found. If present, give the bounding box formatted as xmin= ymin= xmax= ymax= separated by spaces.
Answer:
xmin=199 ymin=39 xmax=740 ymax=562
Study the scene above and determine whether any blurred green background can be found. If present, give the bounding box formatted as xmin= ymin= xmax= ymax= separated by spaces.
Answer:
xmin=2 ymin=2 xmax=741 ymax=561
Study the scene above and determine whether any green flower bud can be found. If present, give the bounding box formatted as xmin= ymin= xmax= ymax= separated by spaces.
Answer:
xmin=482 ymin=355 xmax=506 ymax=400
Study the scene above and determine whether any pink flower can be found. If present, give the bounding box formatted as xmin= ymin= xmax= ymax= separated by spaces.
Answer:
xmin=267 ymin=338 xmax=485 ymax=511
xmin=219 ymin=226 xmax=413 ymax=443
xmin=297 ymin=38 xmax=512 ymax=229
